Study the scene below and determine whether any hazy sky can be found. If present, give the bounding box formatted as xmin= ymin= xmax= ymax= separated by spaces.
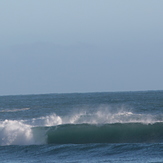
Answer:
xmin=0 ymin=0 xmax=163 ymax=95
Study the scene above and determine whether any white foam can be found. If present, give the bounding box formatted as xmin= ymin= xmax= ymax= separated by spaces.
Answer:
xmin=0 ymin=120 xmax=34 ymax=146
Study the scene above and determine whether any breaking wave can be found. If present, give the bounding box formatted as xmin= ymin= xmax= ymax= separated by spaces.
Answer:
xmin=1 ymin=109 xmax=163 ymax=146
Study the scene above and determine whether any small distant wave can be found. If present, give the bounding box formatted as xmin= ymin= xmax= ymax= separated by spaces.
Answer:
xmin=0 ymin=108 xmax=30 ymax=113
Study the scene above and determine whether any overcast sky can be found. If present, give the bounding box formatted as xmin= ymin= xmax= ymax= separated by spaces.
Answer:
xmin=0 ymin=0 xmax=163 ymax=95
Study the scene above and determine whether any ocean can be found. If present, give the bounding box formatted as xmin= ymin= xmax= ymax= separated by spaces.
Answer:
xmin=0 ymin=91 xmax=163 ymax=163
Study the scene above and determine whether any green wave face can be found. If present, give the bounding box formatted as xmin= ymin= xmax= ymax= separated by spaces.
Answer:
xmin=32 ymin=123 xmax=163 ymax=144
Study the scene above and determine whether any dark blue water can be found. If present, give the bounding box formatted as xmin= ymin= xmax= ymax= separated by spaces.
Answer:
xmin=0 ymin=91 xmax=163 ymax=162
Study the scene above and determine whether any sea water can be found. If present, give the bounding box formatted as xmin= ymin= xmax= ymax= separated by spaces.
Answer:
xmin=0 ymin=91 xmax=163 ymax=162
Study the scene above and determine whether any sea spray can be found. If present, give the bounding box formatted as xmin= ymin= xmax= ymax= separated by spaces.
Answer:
xmin=28 ymin=113 xmax=62 ymax=126
xmin=0 ymin=120 xmax=34 ymax=145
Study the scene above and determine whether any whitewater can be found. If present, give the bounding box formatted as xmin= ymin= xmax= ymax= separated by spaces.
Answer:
xmin=0 ymin=91 xmax=163 ymax=162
